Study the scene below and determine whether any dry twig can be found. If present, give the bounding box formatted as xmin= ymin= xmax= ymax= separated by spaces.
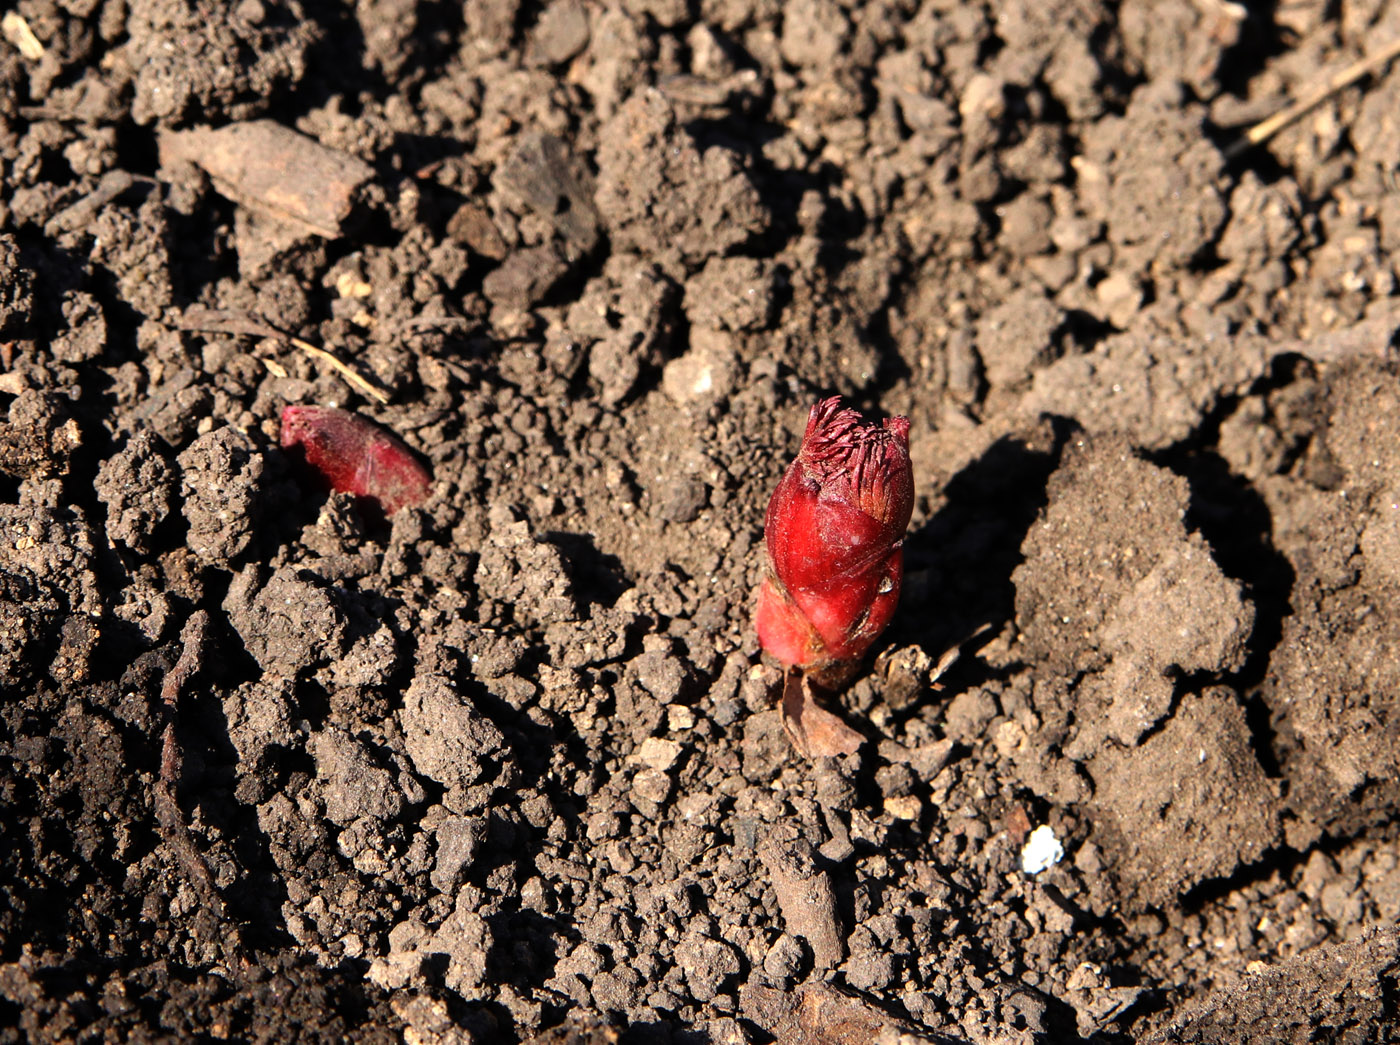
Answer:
xmin=176 ymin=306 xmax=390 ymax=404
xmin=1227 ymin=36 xmax=1400 ymax=158
xmin=153 ymin=613 xmax=238 ymax=934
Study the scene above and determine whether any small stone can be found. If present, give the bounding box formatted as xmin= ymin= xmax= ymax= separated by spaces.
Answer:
xmin=667 ymin=705 xmax=697 ymax=730
xmin=586 ymin=810 xmax=622 ymax=842
xmin=674 ymin=931 xmax=743 ymax=1003
xmin=662 ymin=328 xmax=738 ymax=410
xmin=494 ymin=132 xmax=599 ymax=253
xmin=762 ymin=934 xmax=805 ymax=985
xmin=1096 ymin=270 xmax=1143 ymax=328
xmin=531 ymin=0 xmax=590 ymax=66
xmin=1066 ymin=962 xmax=1101 ymax=991
xmin=812 ymin=758 xmax=857 ymax=811
xmin=907 ymin=739 xmax=954 ymax=777
xmin=390 ymin=994 xmax=479 ymax=1045
xmin=632 ymin=767 xmax=673 ymax=806
xmin=431 ymin=816 xmax=487 ymax=894
xmin=943 ymin=687 xmax=998 ymax=744
xmin=884 ymin=794 xmax=922 ymax=821
xmin=634 ymin=736 xmax=683 ymax=771
xmin=366 ymin=919 xmax=432 ymax=990
xmin=960 ymin=71 xmax=1004 ymax=121
xmin=1021 ymin=824 xmax=1065 ymax=875
xmin=482 ymin=244 xmax=570 ymax=310
xmin=447 ymin=200 xmax=507 ymax=259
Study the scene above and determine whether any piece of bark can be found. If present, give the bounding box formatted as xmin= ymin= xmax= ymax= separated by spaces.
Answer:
xmin=760 ymin=837 xmax=844 ymax=970
xmin=770 ymin=983 xmax=951 ymax=1045
xmin=158 ymin=120 xmax=375 ymax=238
xmin=494 ymin=131 xmax=600 ymax=255
xmin=781 ymin=669 xmax=865 ymax=759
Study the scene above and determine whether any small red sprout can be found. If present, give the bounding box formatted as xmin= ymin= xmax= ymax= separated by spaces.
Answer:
xmin=757 ymin=396 xmax=913 ymax=679
xmin=755 ymin=397 xmax=913 ymax=756
xmin=280 ymin=405 xmax=431 ymax=515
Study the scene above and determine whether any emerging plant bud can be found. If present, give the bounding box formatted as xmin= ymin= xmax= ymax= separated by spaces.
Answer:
xmin=280 ymin=405 xmax=431 ymax=515
xmin=755 ymin=396 xmax=913 ymax=680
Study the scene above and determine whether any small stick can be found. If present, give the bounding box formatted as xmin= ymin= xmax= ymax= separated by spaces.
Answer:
xmin=175 ymin=306 xmax=389 ymax=404
xmin=385 ymin=314 xmax=477 ymax=336
xmin=1227 ymin=36 xmax=1400 ymax=159
xmin=930 ymin=622 xmax=992 ymax=688
xmin=45 ymin=170 xmax=138 ymax=234
xmin=288 ymin=336 xmax=390 ymax=405
xmin=153 ymin=613 xmax=234 ymax=928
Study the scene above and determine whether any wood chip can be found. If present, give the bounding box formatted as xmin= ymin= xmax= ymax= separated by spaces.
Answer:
xmin=158 ymin=120 xmax=375 ymax=238
xmin=760 ymin=838 xmax=844 ymax=970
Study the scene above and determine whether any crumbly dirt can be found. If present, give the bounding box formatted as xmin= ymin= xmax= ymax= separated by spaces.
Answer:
xmin=3 ymin=0 xmax=1400 ymax=1041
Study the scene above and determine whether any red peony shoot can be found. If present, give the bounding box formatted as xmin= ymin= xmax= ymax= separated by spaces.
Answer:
xmin=280 ymin=405 xmax=431 ymax=515
xmin=755 ymin=396 xmax=913 ymax=681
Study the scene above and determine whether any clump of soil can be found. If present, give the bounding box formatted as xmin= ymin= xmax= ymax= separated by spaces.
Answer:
xmin=3 ymin=0 xmax=1400 ymax=1041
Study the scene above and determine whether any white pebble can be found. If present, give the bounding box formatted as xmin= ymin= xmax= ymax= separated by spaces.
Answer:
xmin=1021 ymin=825 xmax=1065 ymax=875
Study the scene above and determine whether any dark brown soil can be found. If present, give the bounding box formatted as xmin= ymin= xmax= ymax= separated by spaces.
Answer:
xmin=3 ymin=0 xmax=1400 ymax=1041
